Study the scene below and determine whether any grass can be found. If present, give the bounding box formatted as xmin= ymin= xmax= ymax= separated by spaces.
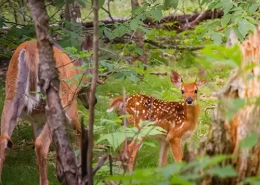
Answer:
xmin=0 ymin=59 xmax=231 ymax=184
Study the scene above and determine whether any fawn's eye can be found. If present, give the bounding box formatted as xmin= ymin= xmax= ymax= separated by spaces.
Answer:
xmin=194 ymin=90 xmax=198 ymax=94
xmin=181 ymin=90 xmax=185 ymax=94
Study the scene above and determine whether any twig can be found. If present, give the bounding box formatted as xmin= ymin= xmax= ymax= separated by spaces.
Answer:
xmin=101 ymin=7 xmax=114 ymax=23
xmin=149 ymin=72 xmax=168 ymax=76
xmin=82 ymin=154 xmax=113 ymax=184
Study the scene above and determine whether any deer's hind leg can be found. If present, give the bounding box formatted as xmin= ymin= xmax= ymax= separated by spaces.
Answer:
xmin=34 ymin=123 xmax=52 ymax=185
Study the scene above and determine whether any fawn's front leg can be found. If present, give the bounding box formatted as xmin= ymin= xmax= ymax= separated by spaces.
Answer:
xmin=169 ymin=137 xmax=182 ymax=162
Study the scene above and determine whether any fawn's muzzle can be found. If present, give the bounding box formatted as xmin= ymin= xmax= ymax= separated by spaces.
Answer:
xmin=186 ymin=97 xmax=193 ymax=105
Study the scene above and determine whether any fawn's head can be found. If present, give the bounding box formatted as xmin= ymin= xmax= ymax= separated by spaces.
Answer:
xmin=171 ymin=70 xmax=206 ymax=105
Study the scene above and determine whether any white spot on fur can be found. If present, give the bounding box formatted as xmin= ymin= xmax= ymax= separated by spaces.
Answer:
xmin=106 ymin=108 xmax=114 ymax=113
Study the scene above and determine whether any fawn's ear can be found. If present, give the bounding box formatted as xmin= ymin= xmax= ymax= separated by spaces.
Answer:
xmin=170 ymin=70 xmax=183 ymax=88
xmin=195 ymin=70 xmax=206 ymax=87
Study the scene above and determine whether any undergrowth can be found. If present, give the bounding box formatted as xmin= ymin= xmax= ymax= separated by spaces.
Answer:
xmin=0 ymin=60 xmax=231 ymax=184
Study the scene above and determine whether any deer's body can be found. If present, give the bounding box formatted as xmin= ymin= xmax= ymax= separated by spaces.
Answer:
xmin=107 ymin=70 xmax=205 ymax=172
xmin=0 ymin=40 xmax=92 ymax=185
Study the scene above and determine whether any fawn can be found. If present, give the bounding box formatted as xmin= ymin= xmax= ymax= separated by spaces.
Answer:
xmin=107 ymin=70 xmax=206 ymax=172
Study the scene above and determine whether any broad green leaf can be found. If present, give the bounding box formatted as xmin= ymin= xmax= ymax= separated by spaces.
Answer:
xmin=77 ymin=0 xmax=86 ymax=7
xmin=221 ymin=14 xmax=231 ymax=27
xmin=246 ymin=16 xmax=258 ymax=25
xmin=114 ymin=72 xmax=124 ymax=79
xmin=207 ymin=165 xmax=237 ymax=178
xmin=98 ymin=0 xmax=105 ymax=9
xmin=104 ymin=28 xmax=112 ymax=40
xmin=96 ymin=133 xmax=127 ymax=150
xmin=127 ymin=73 xmax=140 ymax=83
xmin=240 ymin=132 xmax=258 ymax=149
xmin=233 ymin=27 xmax=244 ymax=41
xmin=249 ymin=4 xmax=260 ymax=15
xmin=130 ymin=19 xmax=141 ymax=30
xmin=223 ymin=1 xmax=233 ymax=14
xmin=211 ymin=32 xmax=222 ymax=45
xmin=150 ymin=7 xmax=163 ymax=21
xmin=238 ymin=19 xmax=251 ymax=38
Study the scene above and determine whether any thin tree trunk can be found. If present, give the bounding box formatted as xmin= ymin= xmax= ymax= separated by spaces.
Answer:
xmin=131 ymin=0 xmax=147 ymax=67
xmin=29 ymin=0 xmax=79 ymax=184
xmin=184 ymin=24 xmax=260 ymax=184
xmin=87 ymin=0 xmax=99 ymax=184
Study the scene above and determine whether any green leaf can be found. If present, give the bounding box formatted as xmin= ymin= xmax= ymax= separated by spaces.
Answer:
xmin=96 ymin=133 xmax=126 ymax=150
xmin=207 ymin=165 xmax=237 ymax=178
xmin=77 ymin=0 xmax=86 ymax=7
xmin=221 ymin=14 xmax=231 ymax=27
xmin=98 ymin=0 xmax=105 ymax=9
xmin=163 ymin=0 xmax=178 ymax=10
xmin=150 ymin=7 xmax=162 ymax=21
xmin=233 ymin=27 xmax=244 ymax=41
xmin=104 ymin=28 xmax=112 ymax=40
xmin=238 ymin=19 xmax=251 ymax=38
xmin=249 ymin=4 xmax=259 ymax=15
xmin=211 ymin=32 xmax=222 ymax=45
xmin=240 ymin=132 xmax=258 ymax=149
xmin=130 ymin=19 xmax=141 ymax=30
xmin=127 ymin=73 xmax=140 ymax=83
xmin=114 ymin=72 xmax=124 ymax=79
xmin=223 ymin=1 xmax=233 ymax=14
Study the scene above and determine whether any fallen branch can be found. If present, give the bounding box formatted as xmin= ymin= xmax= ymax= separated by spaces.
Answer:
xmin=82 ymin=10 xmax=223 ymax=32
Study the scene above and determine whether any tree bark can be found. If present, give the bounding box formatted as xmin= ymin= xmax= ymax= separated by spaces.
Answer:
xmin=29 ymin=0 xmax=79 ymax=184
xmin=184 ymin=24 xmax=260 ymax=184
xmin=87 ymin=0 xmax=99 ymax=184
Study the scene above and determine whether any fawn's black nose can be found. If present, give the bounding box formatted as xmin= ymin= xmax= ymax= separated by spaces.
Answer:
xmin=186 ymin=97 xmax=193 ymax=105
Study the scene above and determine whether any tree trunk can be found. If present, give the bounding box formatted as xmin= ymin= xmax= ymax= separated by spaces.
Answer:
xmin=184 ymin=24 xmax=260 ymax=184
xmin=86 ymin=0 xmax=99 ymax=184
xmin=131 ymin=0 xmax=147 ymax=68
xmin=29 ymin=0 xmax=79 ymax=184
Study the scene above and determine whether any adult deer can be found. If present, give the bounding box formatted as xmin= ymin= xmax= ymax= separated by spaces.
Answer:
xmin=0 ymin=40 xmax=95 ymax=184
xmin=107 ymin=70 xmax=206 ymax=172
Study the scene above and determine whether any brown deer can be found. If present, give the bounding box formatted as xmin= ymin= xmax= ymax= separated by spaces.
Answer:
xmin=107 ymin=70 xmax=206 ymax=172
xmin=0 ymin=40 xmax=95 ymax=185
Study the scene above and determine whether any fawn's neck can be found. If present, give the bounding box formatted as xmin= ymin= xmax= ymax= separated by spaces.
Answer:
xmin=184 ymin=103 xmax=200 ymax=125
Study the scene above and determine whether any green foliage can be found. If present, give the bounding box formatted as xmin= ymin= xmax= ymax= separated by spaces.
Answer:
xmin=240 ymin=132 xmax=258 ymax=149
xmin=105 ymin=155 xmax=236 ymax=184
xmin=199 ymin=0 xmax=259 ymax=43
xmin=97 ymin=121 xmax=166 ymax=150
xmin=200 ymin=44 xmax=242 ymax=67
